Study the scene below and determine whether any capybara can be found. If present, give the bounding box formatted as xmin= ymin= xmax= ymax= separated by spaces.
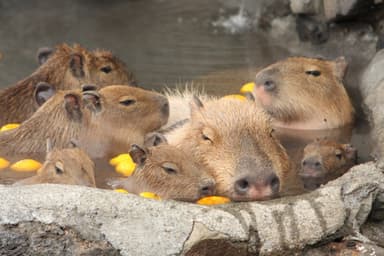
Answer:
xmin=0 ymin=85 xmax=169 ymax=158
xmin=252 ymin=56 xmax=354 ymax=130
xmin=299 ymin=139 xmax=357 ymax=190
xmin=110 ymin=143 xmax=216 ymax=201
xmin=14 ymin=141 xmax=96 ymax=187
xmin=0 ymin=43 xmax=135 ymax=126
xmin=165 ymin=97 xmax=293 ymax=201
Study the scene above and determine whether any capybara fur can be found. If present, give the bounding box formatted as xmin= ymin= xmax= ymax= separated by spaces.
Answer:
xmin=0 ymin=85 xmax=169 ymax=158
xmin=0 ymin=43 xmax=135 ymax=126
xmin=14 ymin=144 xmax=96 ymax=187
xmin=299 ymin=139 xmax=357 ymax=189
xmin=252 ymin=56 xmax=354 ymax=130
xmin=165 ymin=97 xmax=293 ymax=201
xmin=111 ymin=144 xmax=216 ymax=201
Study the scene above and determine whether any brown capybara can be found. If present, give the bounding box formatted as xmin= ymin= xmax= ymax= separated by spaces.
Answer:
xmin=110 ymin=143 xmax=216 ymax=201
xmin=0 ymin=43 xmax=135 ymax=126
xmin=252 ymin=56 xmax=354 ymax=130
xmin=14 ymin=141 xmax=96 ymax=187
xmin=299 ymin=139 xmax=357 ymax=190
xmin=0 ymin=85 xmax=169 ymax=158
xmin=165 ymin=97 xmax=293 ymax=201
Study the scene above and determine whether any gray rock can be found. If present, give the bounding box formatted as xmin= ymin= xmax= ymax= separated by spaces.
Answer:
xmin=0 ymin=161 xmax=383 ymax=255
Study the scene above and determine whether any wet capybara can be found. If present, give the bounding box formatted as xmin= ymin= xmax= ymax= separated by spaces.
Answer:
xmin=0 ymin=43 xmax=135 ymax=126
xmin=110 ymin=143 xmax=216 ymax=201
xmin=0 ymin=85 xmax=169 ymax=158
xmin=252 ymin=56 xmax=354 ymax=130
xmin=14 ymin=141 xmax=96 ymax=187
xmin=299 ymin=139 xmax=357 ymax=190
xmin=165 ymin=97 xmax=293 ymax=201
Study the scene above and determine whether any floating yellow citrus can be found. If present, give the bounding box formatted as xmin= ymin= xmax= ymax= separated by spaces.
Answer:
xmin=0 ymin=123 xmax=20 ymax=132
xmin=139 ymin=192 xmax=161 ymax=200
xmin=240 ymin=82 xmax=255 ymax=93
xmin=10 ymin=159 xmax=42 ymax=172
xmin=222 ymin=94 xmax=246 ymax=101
xmin=109 ymin=153 xmax=133 ymax=166
xmin=114 ymin=189 xmax=129 ymax=194
xmin=196 ymin=196 xmax=231 ymax=205
xmin=0 ymin=157 xmax=10 ymax=169
xmin=115 ymin=160 xmax=136 ymax=176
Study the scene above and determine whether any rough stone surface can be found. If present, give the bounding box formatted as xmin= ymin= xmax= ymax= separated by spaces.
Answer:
xmin=0 ymin=162 xmax=383 ymax=255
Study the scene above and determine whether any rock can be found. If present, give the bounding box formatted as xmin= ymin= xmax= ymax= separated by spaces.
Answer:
xmin=290 ymin=0 xmax=322 ymax=15
xmin=0 ymin=161 xmax=383 ymax=255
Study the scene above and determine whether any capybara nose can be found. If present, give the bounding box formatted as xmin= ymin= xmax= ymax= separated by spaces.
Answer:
xmin=234 ymin=173 xmax=280 ymax=197
xmin=302 ymin=157 xmax=322 ymax=171
xmin=199 ymin=179 xmax=215 ymax=197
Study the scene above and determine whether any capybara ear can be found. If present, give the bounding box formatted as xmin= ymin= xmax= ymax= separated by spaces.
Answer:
xmin=36 ymin=47 xmax=54 ymax=65
xmin=342 ymin=144 xmax=358 ymax=162
xmin=144 ymin=132 xmax=168 ymax=147
xmin=64 ymin=93 xmax=83 ymax=121
xmin=34 ymin=82 xmax=56 ymax=106
xmin=129 ymin=144 xmax=147 ymax=165
xmin=82 ymin=91 xmax=102 ymax=113
xmin=333 ymin=56 xmax=348 ymax=81
xmin=189 ymin=96 xmax=204 ymax=120
xmin=244 ymin=92 xmax=255 ymax=101
xmin=46 ymin=138 xmax=52 ymax=153
xmin=81 ymin=84 xmax=98 ymax=92
xmin=70 ymin=53 xmax=85 ymax=78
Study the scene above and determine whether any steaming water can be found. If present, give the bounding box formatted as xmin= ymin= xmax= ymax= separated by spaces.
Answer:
xmin=0 ymin=0 xmax=374 ymax=197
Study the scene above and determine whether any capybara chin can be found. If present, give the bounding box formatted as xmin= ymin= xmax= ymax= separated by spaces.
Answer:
xmin=252 ymin=56 xmax=354 ymax=130
xmin=299 ymin=139 xmax=357 ymax=190
xmin=110 ymin=144 xmax=216 ymax=201
xmin=0 ymin=85 xmax=169 ymax=158
xmin=165 ymin=97 xmax=293 ymax=201
xmin=0 ymin=43 xmax=135 ymax=126
xmin=14 ymin=143 xmax=96 ymax=187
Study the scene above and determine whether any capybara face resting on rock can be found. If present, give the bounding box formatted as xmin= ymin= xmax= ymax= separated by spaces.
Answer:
xmin=252 ymin=57 xmax=354 ymax=130
xmin=0 ymin=43 xmax=135 ymax=126
xmin=299 ymin=139 xmax=357 ymax=190
xmin=165 ymin=97 xmax=293 ymax=201
xmin=0 ymin=85 xmax=169 ymax=158
xmin=14 ymin=141 xmax=96 ymax=187
xmin=111 ymin=143 xmax=216 ymax=201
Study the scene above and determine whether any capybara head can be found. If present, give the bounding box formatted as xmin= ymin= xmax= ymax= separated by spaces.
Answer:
xmin=252 ymin=57 xmax=354 ymax=129
xmin=14 ymin=142 xmax=96 ymax=187
xmin=0 ymin=85 xmax=169 ymax=158
xmin=37 ymin=44 xmax=135 ymax=89
xmin=111 ymin=144 xmax=215 ymax=201
xmin=299 ymin=139 xmax=357 ymax=189
xmin=168 ymin=97 xmax=292 ymax=201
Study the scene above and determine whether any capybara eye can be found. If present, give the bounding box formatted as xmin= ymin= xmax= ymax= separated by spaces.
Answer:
xmin=100 ymin=66 xmax=112 ymax=74
xmin=335 ymin=150 xmax=343 ymax=160
xmin=263 ymin=80 xmax=276 ymax=91
xmin=305 ymin=70 xmax=321 ymax=77
xmin=202 ymin=134 xmax=213 ymax=143
xmin=55 ymin=162 xmax=64 ymax=174
xmin=119 ymin=99 xmax=136 ymax=106
xmin=161 ymin=163 xmax=179 ymax=175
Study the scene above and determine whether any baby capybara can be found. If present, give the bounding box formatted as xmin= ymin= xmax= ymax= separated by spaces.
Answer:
xmin=252 ymin=57 xmax=354 ymax=130
xmin=0 ymin=85 xmax=169 ymax=158
xmin=0 ymin=43 xmax=135 ymax=126
xmin=299 ymin=139 xmax=357 ymax=190
xmin=165 ymin=97 xmax=293 ymax=201
xmin=110 ymin=144 xmax=216 ymax=201
xmin=14 ymin=142 xmax=96 ymax=187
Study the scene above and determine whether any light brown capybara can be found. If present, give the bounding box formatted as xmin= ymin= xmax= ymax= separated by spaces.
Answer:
xmin=165 ymin=97 xmax=293 ymax=201
xmin=110 ymin=143 xmax=216 ymax=201
xmin=14 ymin=141 xmax=96 ymax=187
xmin=0 ymin=43 xmax=135 ymax=126
xmin=299 ymin=139 xmax=357 ymax=190
xmin=252 ymin=56 xmax=354 ymax=130
xmin=0 ymin=85 xmax=169 ymax=158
